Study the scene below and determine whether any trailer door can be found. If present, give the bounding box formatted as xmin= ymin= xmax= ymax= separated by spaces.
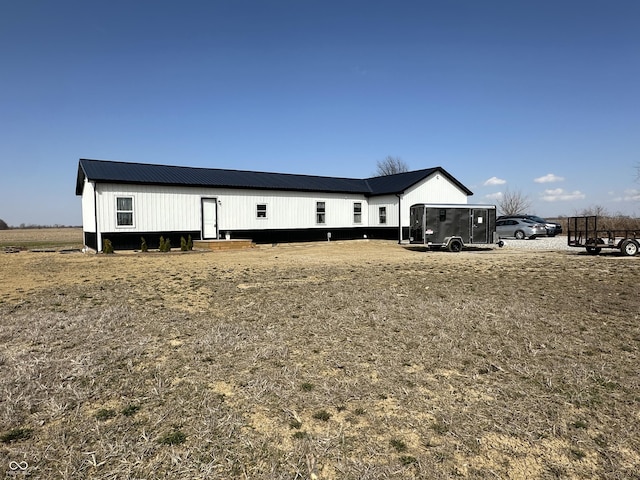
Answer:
xmin=471 ymin=209 xmax=488 ymax=243
xmin=409 ymin=205 xmax=424 ymax=243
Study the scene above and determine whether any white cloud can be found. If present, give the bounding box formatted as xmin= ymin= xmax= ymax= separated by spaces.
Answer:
xmin=541 ymin=188 xmax=585 ymax=202
xmin=483 ymin=176 xmax=506 ymax=186
xmin=612 ymin=189 xmax=640 ymax=202
xmin=534 ymin=173 xmax=564 ymax=184
xmin=485 ymin=192 xmax=503 ymax=200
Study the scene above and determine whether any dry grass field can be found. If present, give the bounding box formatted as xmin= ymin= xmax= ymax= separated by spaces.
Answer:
xmin=0 ymin=228 xmax=83 ymax=250
xmin=1 ymin=230 xmax=639 ymax=479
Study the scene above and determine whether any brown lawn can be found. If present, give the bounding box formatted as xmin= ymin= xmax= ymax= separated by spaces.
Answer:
xmin=1 ymin=233 xmax=639 ymax=479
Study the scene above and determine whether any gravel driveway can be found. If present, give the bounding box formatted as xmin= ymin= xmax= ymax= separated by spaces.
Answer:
xmin=500 ymin=235 xmax=573 ymax=251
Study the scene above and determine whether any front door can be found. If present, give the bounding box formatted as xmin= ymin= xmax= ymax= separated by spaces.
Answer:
xmin=471 ymin=209 xmax=488 ymax=243
xmin=202 ymin=198 xmax=218 ymax=239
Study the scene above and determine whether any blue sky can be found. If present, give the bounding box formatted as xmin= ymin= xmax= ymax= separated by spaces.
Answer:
xmin=1 ymin=0 xmax=639 ymax=226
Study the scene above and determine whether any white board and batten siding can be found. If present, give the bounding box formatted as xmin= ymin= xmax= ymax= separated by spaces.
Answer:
xmin=92 ymin=183 xmax=372 ymax=234
xmin=400 ymin=172 xmax=469 ymax=224
xmin=219 ymin=190 xmax=369 ymax=230
xmin=95 ymin=183 xmax=205 ymax=233
xmin=367 ymin=196 xmax=399 ymax=227
xmin=81 ymin=179 xmax=96 ymax=233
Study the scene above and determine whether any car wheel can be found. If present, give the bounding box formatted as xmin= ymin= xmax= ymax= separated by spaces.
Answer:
xmin=514 ymin=230 xmax=525 ymax=240
xmin=620 ymin=239 xmax=639 ymax=256
xmin=448 ymin=239 xmax=463 ymax=252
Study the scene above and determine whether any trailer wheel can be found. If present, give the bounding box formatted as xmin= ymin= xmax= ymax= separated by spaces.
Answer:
xmin=620 ymin=239 xmax=639 ymax=256
xmin=448 ymin=239 xmax=463 ymax=252
xmin=514 ymin=230 xmax=525 ymax=240
xmin=586 ymin=238 xmax=604 ymax=255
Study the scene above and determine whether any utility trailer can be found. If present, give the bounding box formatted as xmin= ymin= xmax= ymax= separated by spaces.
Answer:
xmin=409 ymin=203 xmax=501 ymax=252
xmin=567 ymin=216 xmax=640 ymax=256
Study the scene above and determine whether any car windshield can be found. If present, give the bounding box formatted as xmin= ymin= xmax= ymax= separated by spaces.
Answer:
xmin=528 ymin=216 xmax=547 ymax=223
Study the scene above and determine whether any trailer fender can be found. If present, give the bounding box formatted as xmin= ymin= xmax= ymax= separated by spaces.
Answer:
xmin=444 ymin=237 xmax=464 ymax=253
xmin=620 ymin=239 xmax=639 ymax=256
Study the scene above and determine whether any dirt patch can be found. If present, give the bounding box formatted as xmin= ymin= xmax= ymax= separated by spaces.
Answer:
xmin=1 ymin=239 xmax=639 ymax=479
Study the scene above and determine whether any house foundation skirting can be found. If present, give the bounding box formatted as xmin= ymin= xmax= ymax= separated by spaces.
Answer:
xmin=85 ymin=227 xmax=404 ymax=251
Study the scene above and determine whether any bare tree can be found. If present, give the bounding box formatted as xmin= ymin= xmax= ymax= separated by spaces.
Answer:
xmin=575 ymin=205 xmax=609 ymax=217
xmin=497 ymin=189 xmax=532 ymax=216
xmin=375 ymin=156 xmax=409 ymax=176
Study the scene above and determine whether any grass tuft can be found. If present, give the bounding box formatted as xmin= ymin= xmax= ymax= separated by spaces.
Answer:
xmin=300 ymin=382 xmax=314 ymax=391
xmin=390 ymin=438 xmax=408 ymax=452
xmin=400 ymin=455 xmax=418 ymax=465
xmin=312 ymin=410 xmax=331 ymax=422
xmin=95 ymin=408 xmax=117 ymax=421
xmin=159 ymin=429 xmax=187 ymax=445
xmin=0 ymin=428 xmax=33 ymax=443
xmin=122 ymin=404 xmax=141 ymax=417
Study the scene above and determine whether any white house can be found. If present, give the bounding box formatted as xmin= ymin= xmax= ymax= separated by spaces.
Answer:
xmin=75 ymin=158 xmax=473 ymax=251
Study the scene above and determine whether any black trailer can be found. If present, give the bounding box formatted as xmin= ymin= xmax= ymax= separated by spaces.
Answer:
xmin=409 ymin=203 xmax=501 ymax=252
xmin=567 ymin=216 xmax=640 ymax=256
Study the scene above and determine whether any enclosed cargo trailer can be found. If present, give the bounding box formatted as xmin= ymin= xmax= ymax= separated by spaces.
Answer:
xmin=409 ymin=203 xmax=500 ymax=252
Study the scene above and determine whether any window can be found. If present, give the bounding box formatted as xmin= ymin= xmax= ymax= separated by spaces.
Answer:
xmin=116 ymin=197 xmax=133 ymax=227
xmin=256 ymin=204 xmax=267 ymax=219
xmin=439 ymin=209 xmax=446 ymax=222
xmin=316 ymin=201 xmax=325 ymax=224
xmin=379 ymin=207 xmax=387 ymax=224
xmin=353 ymin=202 xmax=362 ymax=224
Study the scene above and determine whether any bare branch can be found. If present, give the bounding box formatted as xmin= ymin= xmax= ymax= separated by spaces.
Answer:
xmin=497 ymin=189 xmax=532 ymax=216
xmin=375 ymin=156 xmax=409 ymax=176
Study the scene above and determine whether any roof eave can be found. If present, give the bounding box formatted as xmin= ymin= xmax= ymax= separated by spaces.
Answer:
xmin=75 ymin=163 xmax=87 ymax=195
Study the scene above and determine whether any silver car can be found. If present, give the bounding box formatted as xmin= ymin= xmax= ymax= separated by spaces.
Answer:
xmin=496 ymin=218 xmax=547 ymax=240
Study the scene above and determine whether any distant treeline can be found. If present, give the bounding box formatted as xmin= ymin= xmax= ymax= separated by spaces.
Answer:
xmin=551 ymin=209 xmax=640 ymax=233
xmin=0 ymin=220 xmax=80 ymax=230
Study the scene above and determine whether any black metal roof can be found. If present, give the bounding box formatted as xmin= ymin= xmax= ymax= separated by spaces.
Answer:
xmin=76 ymin=159 xmax=473 ymax=197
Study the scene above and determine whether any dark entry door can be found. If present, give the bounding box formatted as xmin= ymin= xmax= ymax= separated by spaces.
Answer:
xmin=471 ymin=209 xmax=488 ymax=243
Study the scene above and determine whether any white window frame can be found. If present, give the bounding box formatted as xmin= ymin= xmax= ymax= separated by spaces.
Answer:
xmin=353 ymin=202 xmax=362 ymax=224
xmin=316 ymin=201 xmax=326 ymax=224
xmin=116 ymin=196 xmax=134 ymax=228
xmin=379 ymin=206 xmax=387 ymax=224
xmin=256 ymin=203 xmax=268 ymax=219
